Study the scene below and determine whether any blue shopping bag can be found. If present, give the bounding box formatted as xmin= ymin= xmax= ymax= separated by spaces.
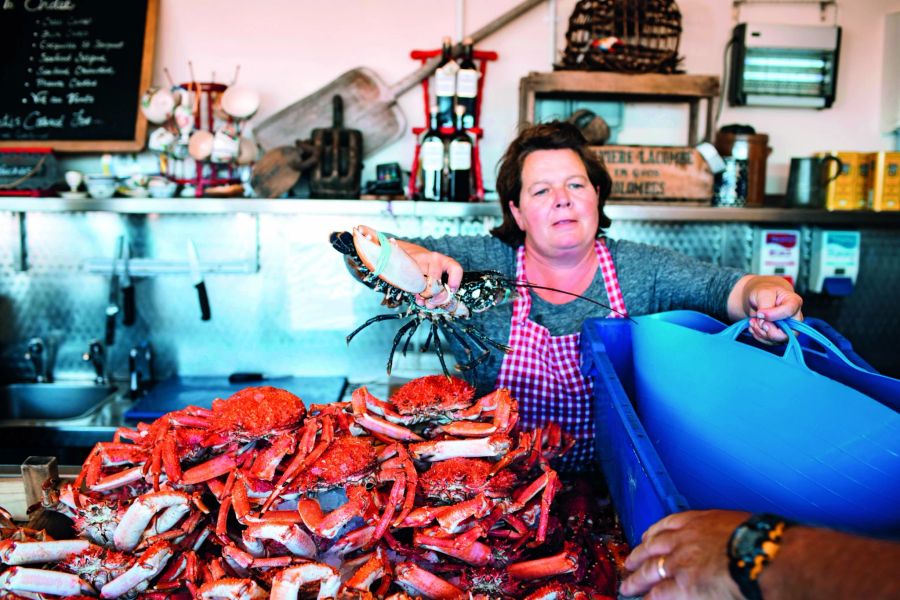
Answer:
xmin=623 ymin=312 xmax=900 ymax=537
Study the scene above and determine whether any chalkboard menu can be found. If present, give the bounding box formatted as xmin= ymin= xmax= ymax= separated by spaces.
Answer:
xmin=0 ymin=0 xmax=157 ymax=151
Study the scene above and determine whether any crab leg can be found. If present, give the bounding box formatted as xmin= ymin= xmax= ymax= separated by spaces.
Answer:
xmin=441 ymin=389 xmax=517 ymax=436
xmin=409 ymin=434 xmax=511 ymax=461
xmin=345 ymin=546 xmax=390 ymax=592
xmin=241 ymin=521 xmax=317 ymax=558
xmin=0 ymin=539 xmax=94 ymax=565
xmin=296 ymin=485 xmax=370 ymax=539
xmin=198 ymin=577 xmax=269 ymax=600
xmin=413 ymin=530 xmax=492 ymax=566
xmin=181 ymin=453 xmax=240 ymax=485
xmin=113 ymin=490 xmax=191 ymax=552
xmin=507 ymin=542 xmax=580 ymax=579
xmin=351 ymin=387 xmax=424 ymax=442
xmin=100 ymin=541 xmax=173 ymax=599
xmin=0 ymin=567 xmax=95 ymax=596
xmin=510 ymin=469 xmax=562 ymax=543
xmin=394 ymin=562 xmax=464 ymax=600
xmin=270 ymin=562 xmax=341 ymax=600
xmin=401 ymin=493 xmax=492 ymax=533
xmin=90 ymin=465 xmax=146 ymax=492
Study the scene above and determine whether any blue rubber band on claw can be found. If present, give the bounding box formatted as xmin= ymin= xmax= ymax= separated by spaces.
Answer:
xmin=372 ymin=231 xmax=392 ymax=278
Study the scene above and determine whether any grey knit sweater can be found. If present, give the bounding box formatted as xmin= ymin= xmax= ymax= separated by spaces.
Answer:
xmin=406 ymin=234 xmax=745 ymax=397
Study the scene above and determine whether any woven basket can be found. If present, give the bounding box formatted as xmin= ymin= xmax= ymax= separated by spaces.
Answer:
xmin=559 ymin=0 xmax=683 ymax=74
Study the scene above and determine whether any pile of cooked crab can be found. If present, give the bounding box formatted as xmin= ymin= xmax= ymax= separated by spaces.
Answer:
xmin=0 ymin=376 xmax=628 ymax=599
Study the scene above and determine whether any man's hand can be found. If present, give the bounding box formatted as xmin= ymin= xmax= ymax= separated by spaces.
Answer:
xmin=621 ymin=510 xmax=748 ymax=599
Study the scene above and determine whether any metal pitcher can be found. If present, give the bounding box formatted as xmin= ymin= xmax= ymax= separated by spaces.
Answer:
xmin=786 ymin=155 xmax=843 ymax=208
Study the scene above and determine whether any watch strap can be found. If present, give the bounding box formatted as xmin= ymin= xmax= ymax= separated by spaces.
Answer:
xmin=727 ymin=513 xmax=794 ymax=600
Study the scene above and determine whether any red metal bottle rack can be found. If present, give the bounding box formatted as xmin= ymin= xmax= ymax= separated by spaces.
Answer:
xmin=162 ymin=82 xmax=241 ymax=197
xmin=408 ymin=47 xmax=498 ymax=201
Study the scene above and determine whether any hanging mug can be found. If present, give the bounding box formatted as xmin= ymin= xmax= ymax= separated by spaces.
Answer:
xmin=148 ymin=126 xmax=177 ymax=153
xmin=785 ymin=155 xmax=843 ymax=208
xmin=210 ymin=123 xmax=240 ymax=163
xmin=140 ymin=87 xmax=176 ymax=124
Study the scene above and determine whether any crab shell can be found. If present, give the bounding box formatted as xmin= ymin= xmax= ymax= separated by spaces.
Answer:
xmin=290 ymin=435 xmax=378 ymax=493
xmin=419 ymin=458 xmax=517 ymax=503
xmin=390 ymin=375 xmax=475 ymax=417
xmin=210 ymin=386 xmax=306 ymax=439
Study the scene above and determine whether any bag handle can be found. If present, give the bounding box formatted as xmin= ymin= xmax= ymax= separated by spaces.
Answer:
xmin=720 ymin=318 xmax=869 ymax=373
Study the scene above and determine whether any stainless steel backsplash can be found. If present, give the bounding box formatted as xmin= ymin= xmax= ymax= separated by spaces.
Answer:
xmin=1 ymin=210 xmax=898 ymax=383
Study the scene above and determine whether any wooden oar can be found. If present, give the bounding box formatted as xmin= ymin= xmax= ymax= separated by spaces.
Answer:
xmin=253 ymin=0 xmax=547 ymax=157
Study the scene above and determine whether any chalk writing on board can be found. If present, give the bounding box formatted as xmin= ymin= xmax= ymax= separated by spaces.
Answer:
xmin=0 ymin=0 xmax=155 ymax=150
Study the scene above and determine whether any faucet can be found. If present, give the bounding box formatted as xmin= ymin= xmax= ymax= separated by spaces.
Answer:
xmin=128 ymin=341 xmax=153 ymax=398
xmin=24 ymin=337 xmax=49 ymax=383
xmin=83 ymin=339 xmax=107 ymax=385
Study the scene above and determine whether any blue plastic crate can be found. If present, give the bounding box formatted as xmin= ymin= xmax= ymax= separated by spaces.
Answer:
xmin=582 ymin=317 xmax=688 ymax=548
xmin=581 ymin=311 xmax=900 ymax=544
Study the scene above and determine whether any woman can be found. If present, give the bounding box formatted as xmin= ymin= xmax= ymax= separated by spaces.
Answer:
xmin=388 ymin=121 xmax=802 ymax=471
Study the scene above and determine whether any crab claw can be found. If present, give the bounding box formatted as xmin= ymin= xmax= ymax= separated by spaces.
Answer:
xmin=0 ymin=567 xmax=95 ymax=596
xmin=409 ymin=434 xmax=512 ymax=461
xmin=270 ymin=562 xmax=341 ymax=600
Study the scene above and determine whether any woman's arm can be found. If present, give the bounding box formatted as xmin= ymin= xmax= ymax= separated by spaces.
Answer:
xmin=621 ymin=510 xmax=900 ymax=600
xmin=726 ymin=275 xmax=804 ymax=343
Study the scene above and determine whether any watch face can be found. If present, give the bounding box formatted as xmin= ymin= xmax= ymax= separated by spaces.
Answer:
xmin=731 ymin=524 xmax=767 ymax=562
xmin=730 ymin=514 xmax=786 ymax=563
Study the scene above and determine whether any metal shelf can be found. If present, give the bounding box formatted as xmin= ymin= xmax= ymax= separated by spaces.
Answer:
xmin=2 ymin=198 xmax=900 ymax=226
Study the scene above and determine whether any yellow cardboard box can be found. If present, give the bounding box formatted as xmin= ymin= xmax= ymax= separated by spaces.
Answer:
xmin=872 ymin=151 xmax=900 ymax=211
xmin=817 ymin=152 xmax=874 ymax=211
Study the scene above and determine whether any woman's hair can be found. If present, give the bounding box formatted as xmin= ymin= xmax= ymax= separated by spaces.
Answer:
xmin=490 ymin=120 xmax=612 ymax=247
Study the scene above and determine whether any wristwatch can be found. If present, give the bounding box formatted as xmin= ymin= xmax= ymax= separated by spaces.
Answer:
xmin=727 ymin=513 xmax=795 ymax=600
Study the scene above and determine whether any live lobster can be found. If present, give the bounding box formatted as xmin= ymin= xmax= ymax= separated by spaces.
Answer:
xmin=331 ymin=225 xmax=623 ymax=376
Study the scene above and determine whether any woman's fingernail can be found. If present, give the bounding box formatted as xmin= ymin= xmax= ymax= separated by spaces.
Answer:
xmin=762 ymin=324 xmax=769 ymax=332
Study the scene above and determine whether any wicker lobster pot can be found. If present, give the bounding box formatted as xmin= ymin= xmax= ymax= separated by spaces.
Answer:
xmin=560 ymin=0 xmax=683 ymax=74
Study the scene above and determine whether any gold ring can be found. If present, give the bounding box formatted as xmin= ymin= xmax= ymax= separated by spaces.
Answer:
xmin=657 ymin=555 xmax=669 ymax=579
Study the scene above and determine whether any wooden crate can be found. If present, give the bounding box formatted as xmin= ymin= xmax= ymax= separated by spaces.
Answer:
xmin=518 ymin=71 xmax=720 ymax=146
xmin=593 ymin=145 xmax=713 ymax=203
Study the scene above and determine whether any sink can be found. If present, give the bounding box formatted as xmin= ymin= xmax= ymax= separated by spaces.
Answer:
xmin=0 ymin=383 xmax=118 ymax=420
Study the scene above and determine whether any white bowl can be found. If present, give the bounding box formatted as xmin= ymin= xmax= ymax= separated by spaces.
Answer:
xmin=86 ymin=182 xmax=116 ymax=199
xmin=148 ymin=181 xmax=178 ymax=198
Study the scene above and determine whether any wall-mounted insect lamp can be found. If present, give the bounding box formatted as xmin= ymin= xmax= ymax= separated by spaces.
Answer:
xmin=728 ymin=23 xmax=841 ymax=108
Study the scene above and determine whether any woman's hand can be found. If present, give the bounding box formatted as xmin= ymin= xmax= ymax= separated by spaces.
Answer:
xmin=621 ymin=510 xmax=749 ymax=600
xmin=395 ymin=240 xmax=463 ymax=309
xmin=728 ymin=275 xmax=803 ymax=344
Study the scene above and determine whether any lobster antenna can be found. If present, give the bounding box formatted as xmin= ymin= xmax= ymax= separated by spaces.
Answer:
xmin=509 ymin=279 xmax=635 ymax=322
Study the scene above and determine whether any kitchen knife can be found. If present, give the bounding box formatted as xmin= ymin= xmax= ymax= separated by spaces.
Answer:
xmin=121 ymin=241 xmax=136 ymax=326
xmin=105 ymin=236 xmax=123 ymax=345
xmin=187 ymin=239 xmax=211 ymax=321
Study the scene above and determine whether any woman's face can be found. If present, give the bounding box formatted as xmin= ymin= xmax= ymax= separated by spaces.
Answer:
xmin=510 ymin=148 xmax=600 ymax=256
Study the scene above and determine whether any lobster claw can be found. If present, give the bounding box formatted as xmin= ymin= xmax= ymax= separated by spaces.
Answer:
xmin=351 ymin=226 xmax=438 ymax=296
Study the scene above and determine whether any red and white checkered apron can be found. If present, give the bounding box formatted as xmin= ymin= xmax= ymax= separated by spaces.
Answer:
xmin=495 ymin=240 xmax=628 ymax=471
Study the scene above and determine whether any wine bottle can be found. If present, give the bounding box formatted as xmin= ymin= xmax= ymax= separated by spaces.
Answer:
xmin=448 ymin=105 xmax=472 ymax=202
xmin=434 ymin=36 xmax=457 ymax=130
xmin=456 ymin=37 xmax=479 ymax=130
xmin=419 ymin=106 xmax=446 ymax=201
